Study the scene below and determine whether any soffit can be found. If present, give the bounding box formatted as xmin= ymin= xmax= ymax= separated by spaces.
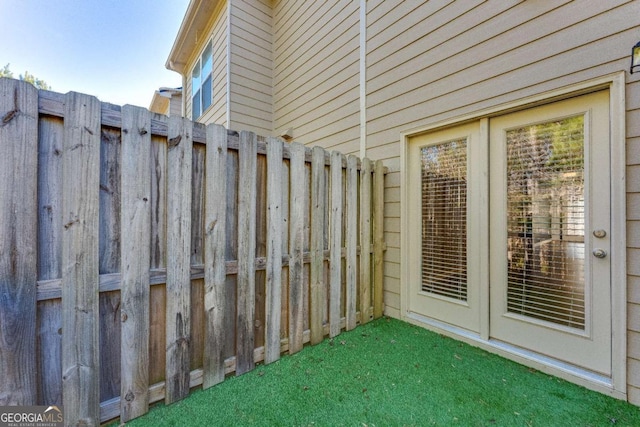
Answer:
xmin=166 ymin=0 xmax=224 ymax=74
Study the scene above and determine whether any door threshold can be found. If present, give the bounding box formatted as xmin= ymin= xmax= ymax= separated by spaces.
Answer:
xmin=404 ymin=311 xmax=625 ymax=400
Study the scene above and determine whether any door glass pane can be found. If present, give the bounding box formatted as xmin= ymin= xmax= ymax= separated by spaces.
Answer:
xmin=506 ymin=115 xmax=585 ymax=329
xmin=421 ymin=139 xmax=467 ymax=301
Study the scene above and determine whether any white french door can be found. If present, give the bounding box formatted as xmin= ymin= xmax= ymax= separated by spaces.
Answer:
xmin=406 ymin=122 xmax=485 ymax=333
xmin=407 ymin=90 xmax=612 ymax=375
xmin=489 ymin=91 xmax=611 ymax=375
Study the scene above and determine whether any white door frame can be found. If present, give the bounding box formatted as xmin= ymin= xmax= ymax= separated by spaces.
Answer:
xmin=399 ymin=72 xmax=626 ymax=398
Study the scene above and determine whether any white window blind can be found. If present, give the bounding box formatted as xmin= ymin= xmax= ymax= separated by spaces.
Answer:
xmin=421 ymin=139 xmax=467 ymax=301
xmin=505 ymin=116 xmax=586 ymax=329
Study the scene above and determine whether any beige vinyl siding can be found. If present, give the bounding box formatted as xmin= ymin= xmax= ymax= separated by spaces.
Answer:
xmin=628 ymin=78 xmax=640 ymax=403
xmin=363 ymin=0 xmax=640 ymax=402
xmin=228 ymin=0 xmax=273 ymax=135
xmin=273 ymin=0 xmax=360 ymax=154
xmin=184 ymin=1 xmax=229 ymax=126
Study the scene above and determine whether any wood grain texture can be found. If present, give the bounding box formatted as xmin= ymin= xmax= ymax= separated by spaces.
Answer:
xmin=36 ymin=115 xmax=64 ymax=406
xmin=165 ymin=116 xmax=192 ymax=404
xmin=203 ymin=124 xmax=227 ymax=388
xmin=310 ymin=146 xmax=326 ymax=345
xmin=236 ymin=131 xmax=257 ymax=375
xmin=329 ymin=151 xmax=344 ymax=338
xmin=98 ymin=127 xmax=122 ymax=402
xmin=359 ymin=158 xmax=372 ymax=325
xmin=119 ymin=105 xmax=151 ymax=421
xmin=288 ymin=142 xmax=306 ymax=354
xmin=373 ymin=160 xmax=385 ymax=319
xmin=265 ymin=137 xmax=283 ymax=364
xmin=345 ymin=155 xmax=358 ymax=331
xmin=0 ymin=78 xmax=38 ymax=405
xmin=61 ymin=91 xmax=101 ymax=425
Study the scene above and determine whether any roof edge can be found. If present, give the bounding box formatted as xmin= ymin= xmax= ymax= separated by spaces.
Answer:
xmin=166 ymin=0 xmax=223 ymax=74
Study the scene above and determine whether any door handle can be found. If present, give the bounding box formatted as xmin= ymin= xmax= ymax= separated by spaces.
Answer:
xmin=593 ymin=248 xmax=607 ymax=259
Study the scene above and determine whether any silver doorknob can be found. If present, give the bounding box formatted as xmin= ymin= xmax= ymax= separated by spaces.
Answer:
xmin=593 ymin=248 xmax=607 ymax=258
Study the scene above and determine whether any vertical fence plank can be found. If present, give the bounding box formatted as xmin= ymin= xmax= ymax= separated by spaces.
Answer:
xmin=0 ymin=78 xmax=38 ymax=405
xmin=203 ymin=124 xmax=227 ymax=388
xmin=99 ymin=126 xmax=122 ymax=403
xmin=310 ymin=146 xmax=326 ymax=345
xmin=265 ymin=137 xmax=283 ymax=364
xmin=359 ymin=158 xmax=372 ymax=325
xmin=373 ymin=160 xmax=385 ymax=319
xmin=237 ymin=131 xmax=257 ymax=375
xmin=37 ymin=115 xmax=64 ymax=406
xmin=288 ymin=143 xmax=306 ymax=354
xmin=120 ymin=105 xmax=151 ymax=421
xmin=329 ymin=151 xmax=343 ymax=338
xmin=149 ymin=132 xmax=167 ymax=387
xmin=345 ymin=156 xmax=358 ymax=331
xmin=165 ymin=117 xmax=192 ymax=404
xmin=61 ymin=91 xmax=101 ymax=425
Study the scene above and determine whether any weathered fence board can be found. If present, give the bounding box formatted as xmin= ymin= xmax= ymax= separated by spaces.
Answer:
xmin=345 ymin=155 xmax=358 ymax=331
xmin=61 ymin=91 xmax=101 ymax=425
xmin=373 ymin=160 xmax=385 ymax=319
xmin=288 ymin=142 xmax=306 ymax=354
xmin=0 ymin=78 xmax=38 ymax=405
xmin=329 ymin=151 xmax=344 ymax=338
xmin=310 ymin=147 xmax=326 ymax=345
xmin=203 ymin=124 xmax=227 ymax=388
xmin=0 ymin=79 xmax=386 ymax=425
xmin=119 ymin=105 xmax=151 ymax=421
xmin=165 ymin=117 xmax=192 ymax=404
xmin=236 ymin=131 xmax=257 ymax=375
xmin=359 ymin=158 xmax=373 ymax=325
xmin=265 ymin=137 xmax=283 ymax=364
xmin=36 ymin=115 xmax=64 ymax=406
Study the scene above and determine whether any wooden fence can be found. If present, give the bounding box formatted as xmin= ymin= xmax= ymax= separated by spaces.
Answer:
xmin=0 ymin=78 xmax=385 ymax=424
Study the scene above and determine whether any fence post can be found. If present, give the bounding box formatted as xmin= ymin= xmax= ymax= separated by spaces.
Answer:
xmin=0 ymin=78 xmax=38 ymax=405
xmin=119 ymin=105 xmax=151 ymax=421
xmin=165 ymin=117 xmax=192 ymax=404
xmin=61 ymin=91 xmax=101 ymax=425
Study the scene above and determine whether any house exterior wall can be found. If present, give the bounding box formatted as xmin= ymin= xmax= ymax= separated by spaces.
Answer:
xmin=182 ymin=1 xmax=229 ymax=126
xmin=273 ymin=0 xmax=361 ymax=154
xmin=229 ymin=0 xmax=273 ymax=134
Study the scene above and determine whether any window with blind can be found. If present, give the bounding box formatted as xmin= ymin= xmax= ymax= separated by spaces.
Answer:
xmin=421 ymin=139 xmax=467 ymax=301
xmin=505 ymin=115 xmax=585 ymax=329
xmin=191 ymin=40 xmax=213 ymax=120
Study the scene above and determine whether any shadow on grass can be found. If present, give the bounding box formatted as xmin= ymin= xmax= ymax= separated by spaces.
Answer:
xmin=113 ymin=318 xmax=639 ymax=426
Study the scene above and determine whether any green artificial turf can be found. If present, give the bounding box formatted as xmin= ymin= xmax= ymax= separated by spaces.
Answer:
xmin=115 ymin=318 xmax=640 ymax=426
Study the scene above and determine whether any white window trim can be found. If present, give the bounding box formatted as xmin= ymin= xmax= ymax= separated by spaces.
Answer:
xmin=400 ymin=72 xmax=626 ymax=399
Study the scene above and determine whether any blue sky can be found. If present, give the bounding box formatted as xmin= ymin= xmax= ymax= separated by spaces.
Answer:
xmin=0 ymin=0 xmax=190 ymax=108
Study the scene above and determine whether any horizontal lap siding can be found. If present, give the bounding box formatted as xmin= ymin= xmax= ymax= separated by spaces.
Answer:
xmin=229 ymin=0 xmax=273 ymax=135
xmin=186 ymin=3 xmax=229 ymax=126
xmin=628 ymin=78 xmax=640 ymax=403
xmin=273 ymin=0 xmax=360 ymax=154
